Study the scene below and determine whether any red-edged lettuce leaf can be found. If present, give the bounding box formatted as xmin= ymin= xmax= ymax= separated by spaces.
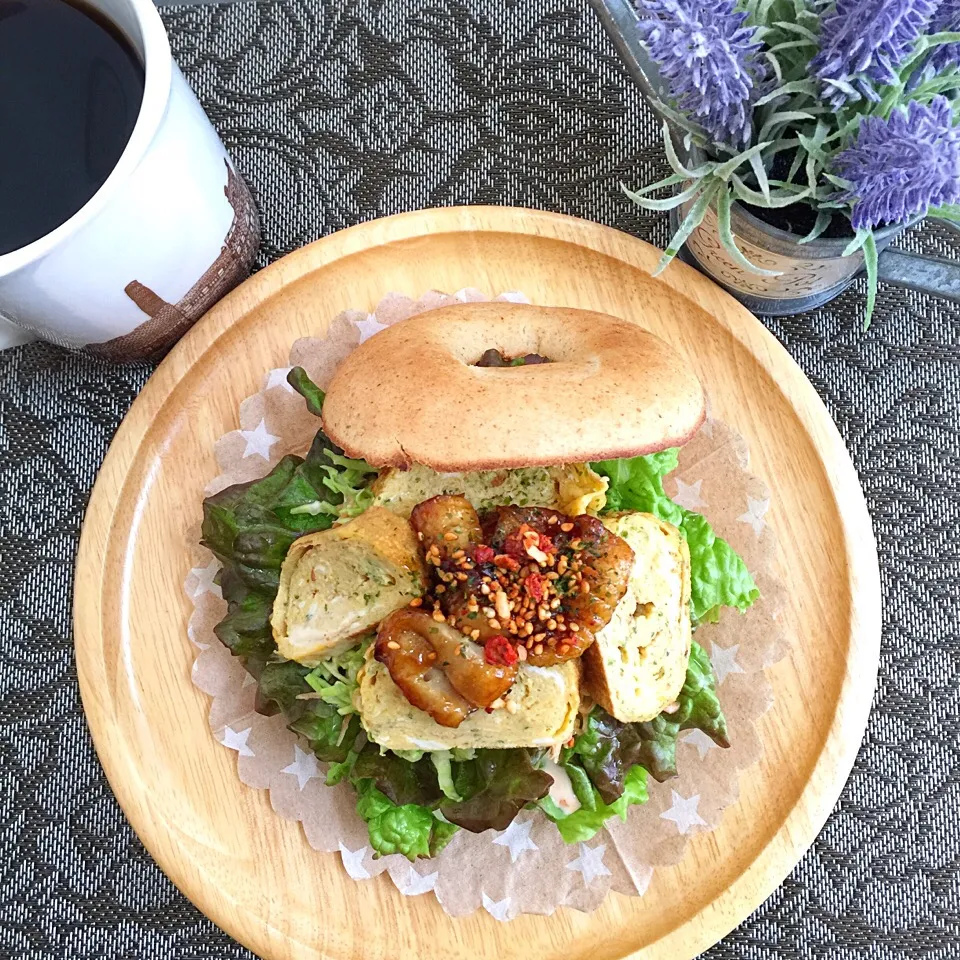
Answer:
xmin=351 ymin=747 xmax=443 ymax=807
xmin=439 ymin=749 xmax=553 ymax=832
xmin=573 ymin=709 xmax=681 ymax=800
xmin=572 ymin=640 xmax=729 ymax=802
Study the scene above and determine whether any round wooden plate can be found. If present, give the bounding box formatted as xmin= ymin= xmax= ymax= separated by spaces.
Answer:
xmin=75 ymin=206 xmax=880 ymax=960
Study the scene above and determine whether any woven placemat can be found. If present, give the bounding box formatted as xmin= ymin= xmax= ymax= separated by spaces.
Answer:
xmin=0 ymin=2 xmax=958 ymax=957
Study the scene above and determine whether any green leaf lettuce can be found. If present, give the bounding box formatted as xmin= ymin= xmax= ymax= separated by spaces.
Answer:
xmin=540 ymin=765 xmax=648 ymax=844
xmin=354 ymin=781 xmax=457 ymax=860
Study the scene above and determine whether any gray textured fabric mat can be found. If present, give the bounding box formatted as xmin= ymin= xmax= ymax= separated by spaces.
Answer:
xmin=1 ymin=2 xmax=958 ymax=957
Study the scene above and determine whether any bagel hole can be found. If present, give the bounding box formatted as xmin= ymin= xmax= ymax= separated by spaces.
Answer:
xmin=473 ymin=348 xmax=552 ymax=367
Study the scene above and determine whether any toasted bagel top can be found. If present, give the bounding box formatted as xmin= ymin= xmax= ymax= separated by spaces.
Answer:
xmin=322 ymin=302 xmax=705 ymax=471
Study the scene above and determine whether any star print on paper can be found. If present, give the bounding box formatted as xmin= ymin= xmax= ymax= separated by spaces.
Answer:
xmin=492 ymin=817 xmax=538 ymax=863
xmin=482 ymin=892 xmax=512 ymax=921
xmin=265 ymin=367 xmax=295 ymax=393
xmin=454 ymin=287 xmax=483 ymax=302
xmin=709 ymin=642 xmax=744 ymax=685
xmin=683 ymin=729 xmax=718 ymax=761
xmin=738 ymin=495 xmax=770 ymax=537
xmin=339 ymin=843 xmax=371 ymax=880
xmin=187 ymin=623 xmax=209 ymax=651
xmin=566 ymin=842 xmax=611 ymax=884
xmin=660 ymin=791 xmax=707 ymax=835
xmin=355 ymin=312 xmax=388 ymax=342
xmin=672 ymin=478 xmax=706 ymax=510
xmin=396 ymin=867 xmax=438 ymax=896
xmin=241 ymin=419 xmax=279 ymax=460
xmin=281 ymin=745 xmax=319 ymax=790
xmin=220 ymin=726 xmax=254 ymax=757
xmin=189 ymin=558 xmax=221 ymax=599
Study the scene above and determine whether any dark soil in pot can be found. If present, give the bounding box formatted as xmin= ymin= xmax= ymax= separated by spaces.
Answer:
xmin=741 ymin=201 xmax=855 ymax=239
xmin=738 ymin=149 xmax=856 ymax=239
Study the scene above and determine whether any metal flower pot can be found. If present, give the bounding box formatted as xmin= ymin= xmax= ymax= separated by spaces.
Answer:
xmin=669 ymin=201 xmax=911 ymax=315
xmin=592 ymin=0 xmax=960 ymax=315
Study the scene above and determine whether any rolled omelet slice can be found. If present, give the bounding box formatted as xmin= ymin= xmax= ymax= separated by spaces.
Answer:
xmin=359 ymin=653 xmax=581 ymax=751
xmin=371 ymin=463 xmax=607 ymax=518
xmin=271 ymin=506 xmax=425 ymax=665
xmin=583 ymin=512 xmax=692 ymax=722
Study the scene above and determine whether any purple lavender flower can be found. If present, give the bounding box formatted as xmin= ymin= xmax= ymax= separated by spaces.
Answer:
xmin=635 ymin=0 xmax=767 ymax=147
xmin=923 ymin=0 xmax=960 ymax=76
xmin=833 ymin=95 xmax=960 ymax=228
xmin=811 ymin=0 xmax=938 ymax=107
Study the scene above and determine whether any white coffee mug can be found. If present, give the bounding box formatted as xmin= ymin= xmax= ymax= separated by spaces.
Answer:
xmin=0 ymin=0 xmax=260 ymax=360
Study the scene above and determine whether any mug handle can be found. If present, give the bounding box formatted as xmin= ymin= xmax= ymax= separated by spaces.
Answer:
xmin=0 ymin=313 xmax=36 ymax=349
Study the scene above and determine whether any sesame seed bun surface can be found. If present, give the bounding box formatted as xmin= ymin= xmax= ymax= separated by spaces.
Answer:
xmin=322 ymin=302 xmax=705 ymax=471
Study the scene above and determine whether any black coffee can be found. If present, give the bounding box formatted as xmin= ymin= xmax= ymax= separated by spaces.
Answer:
xmin=0 ymin=0 xmax=145 ymax=256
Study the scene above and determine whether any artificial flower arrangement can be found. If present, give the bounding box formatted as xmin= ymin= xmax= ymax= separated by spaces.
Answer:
xmin=626 ymin=0 xmax=960 ymax=324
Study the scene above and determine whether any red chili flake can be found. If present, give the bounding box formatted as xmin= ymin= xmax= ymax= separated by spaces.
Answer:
xmin=484 ymin=635 xmax=519 ymax=666
xmin=524 ymin=572 xmax=545 ymax=601
xmin=473 ymin=544 xmax=495 ymax=565
xmin=537 ymin=533 xmax=555 ymax=555
xmin=494 ymin=554 xmax=521 ymax=572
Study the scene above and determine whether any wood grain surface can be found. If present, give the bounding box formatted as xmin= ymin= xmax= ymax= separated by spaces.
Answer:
xmin=73 ymin=206 xmax=881 ymax=960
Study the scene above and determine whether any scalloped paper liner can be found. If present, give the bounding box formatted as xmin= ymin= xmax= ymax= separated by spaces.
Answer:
xmin=183 ymin=288 xmax=787 ymax=920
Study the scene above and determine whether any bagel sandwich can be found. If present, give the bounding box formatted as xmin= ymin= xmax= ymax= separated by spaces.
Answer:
xmin=201 ymin=302 xmax=760 ymax=860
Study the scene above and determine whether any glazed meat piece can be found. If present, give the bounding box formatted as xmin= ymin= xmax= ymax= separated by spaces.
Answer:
xmin=411 ymin=494 xmax=502 ymax=642
xmin=374 ymin=609 xmax=517 ymax=727
xmin=558 ymin=514 xmax=636 ymax=634
xmin=410 ymin=494 xmax=482 ymax=557
xmin=415 ymin=500 xmax=634 ymax=668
